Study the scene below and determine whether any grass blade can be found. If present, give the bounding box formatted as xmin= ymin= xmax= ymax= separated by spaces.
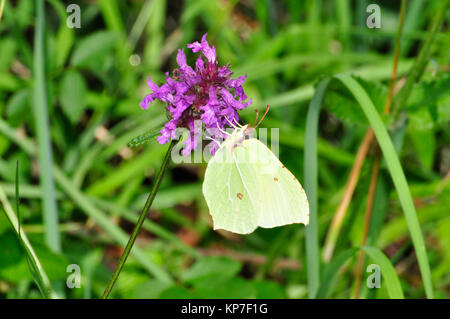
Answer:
xmin=304 ymin=78 xmax=330 ymax=298
xmin=315 ymin=246 xmax=404 ymax=299
xmin=33 ymin=0 xmax=60 ymax=252
xmin=0 ymin=168 xmax=57 ymax=298
xmin=316 ymin=248 xmax=358 ymax=298
xmin=362 ymin=246 xmax=404 ymax=299
xmin=335 ymin=74 xmax=433 ymax=298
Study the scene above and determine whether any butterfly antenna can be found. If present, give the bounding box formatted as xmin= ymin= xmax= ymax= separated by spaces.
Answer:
xmin=254 ymin=105 xmax=270 ymax=128
xmin=216 ymin=121 xmax=231 ymax=136
xmin=232 ymin=118 xmax=243 ymax=128
xmin=204 ymin=136 xmax=221 ymax=147
xmin=252 ymin=109 xmax=260 ymax=128
xmin=224 ymin=116 xmax=237 ymax=129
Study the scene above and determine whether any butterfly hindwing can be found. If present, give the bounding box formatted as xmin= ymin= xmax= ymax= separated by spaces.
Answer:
xmin=243 ymin=139 xmax=309 ymax=228
xmin=202 ymin=144 xmax=260 ymax=234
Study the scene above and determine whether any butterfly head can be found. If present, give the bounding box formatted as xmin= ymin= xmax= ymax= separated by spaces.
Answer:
xmin=220 ymin=124 xmax=255 ymax=153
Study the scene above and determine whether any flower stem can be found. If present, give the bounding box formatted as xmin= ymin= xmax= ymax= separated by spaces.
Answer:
xmin=102 ymin=141 xmax=174 ymax=299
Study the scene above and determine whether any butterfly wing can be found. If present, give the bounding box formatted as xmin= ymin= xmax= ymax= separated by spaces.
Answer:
xmin=243 ymin=138 xmax=309 ymax=228
xmin=202 ymin=144 xmax=261 ymax=234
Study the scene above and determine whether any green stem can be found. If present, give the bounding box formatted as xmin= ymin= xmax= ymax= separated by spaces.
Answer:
xmin=102 ymin=141 xmax=174 ymax=299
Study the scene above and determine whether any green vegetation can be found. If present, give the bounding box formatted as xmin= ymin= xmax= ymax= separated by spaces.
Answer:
xmin=0 ymin=0 xmax=449 ymax=299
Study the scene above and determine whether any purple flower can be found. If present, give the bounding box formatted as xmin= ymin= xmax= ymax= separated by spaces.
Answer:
xmin=140 ymin=33 xmax=252 ymax=155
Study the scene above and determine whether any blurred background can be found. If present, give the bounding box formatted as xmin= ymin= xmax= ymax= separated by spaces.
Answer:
xmin=0 ymin=0 xmax=449 ymax=298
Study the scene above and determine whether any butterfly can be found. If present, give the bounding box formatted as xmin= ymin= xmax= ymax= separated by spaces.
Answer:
xmin=202 ymin=108 xmax=309 ymax=234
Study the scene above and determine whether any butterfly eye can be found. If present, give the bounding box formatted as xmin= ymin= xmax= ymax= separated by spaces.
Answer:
xmin=244 ymin=127 xmax=256 ymax=139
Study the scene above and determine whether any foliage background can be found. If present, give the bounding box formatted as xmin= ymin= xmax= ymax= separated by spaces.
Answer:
xmin=0 ymin=0 xmax=449 ymax=298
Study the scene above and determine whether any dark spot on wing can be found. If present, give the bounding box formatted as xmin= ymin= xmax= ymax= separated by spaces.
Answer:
xmin=237 ymin=193 xmax=243 ymax=200
xmin=274 ymin=177 xmax=278 ymax=181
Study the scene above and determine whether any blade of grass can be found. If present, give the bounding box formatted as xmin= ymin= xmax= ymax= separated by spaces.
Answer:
xmin=361 ymin=246 xmax=404 ymax=299
xmin=33 ymin=0 xmax=60 ymax=252
xmin=335 ymin=73 xmax=433 ymax=298
xmin=128 ymin=0 xmax=155 ymax=52
xmin=400 ymin=0 xmax=425 ymax=56
xmin=355 ymin=0 xmax=406 ymax=298
xmin=0 ymin=167 xmax=57 ymax=298
xmin=0 ymin=0 xmax=5 ymax=21
xmin=304 ymin=78 xmax=330 ymax=298
xmin=335 ymin=0 xmax=350 ymax=49
xmin=315 ymin=246 xmax=404 ymax=299
xmin=316 ymin=248 xmax=358 ymax=298
xmin=98 ymin=0 xmax=125 ymax=35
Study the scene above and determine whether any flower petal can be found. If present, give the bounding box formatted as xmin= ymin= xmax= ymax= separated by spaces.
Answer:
xmin=157 ymin=119 xmax=177 ymax=144
xmin=140 ymin=94 xmax=153 ymax=110
xmin=187 ymin=33 xmax=216 ymax=63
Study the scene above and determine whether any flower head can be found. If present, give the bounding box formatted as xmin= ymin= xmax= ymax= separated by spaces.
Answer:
xmin=140 ymin=33 xmax=252 ymax=155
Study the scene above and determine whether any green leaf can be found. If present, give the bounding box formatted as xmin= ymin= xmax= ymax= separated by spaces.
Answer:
xmin=181 ymin=257 xmax=242 ymax=284
xmin=0 ymin=232 xmax=68 ymax=283
xmin=409 ymin=129 xmax=435 ymax=171
xmin=60 ymin=70 xmax=87 ymax=124
xmin=407 ymin=74 xmax=450 ymax=112
xmin=6 ymin=89 xmax=30 ymax=125
xmin=70 ymin=31 xmax=118 ymax=67
xmin=192 ymin=277 xmax=256 ymax=299
xmin=55 ymin=25 xmax=74 ymax=68
xmin=252 ymin=280 xmax=286 ymax=298
xmin=0 ymin=38 xmax=17 ymax=72
xmin=159 ymin=286 xmax=192 ymax=299
xmin=128 ymin=128 xmax=162 ymax=148
xmin=405 ymin=75 xmax=450 ymax=129
xmin=128 ymin=280 xmax=173 ymax=299
xmin=324 ymin=77 xmax=387 ymax=124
